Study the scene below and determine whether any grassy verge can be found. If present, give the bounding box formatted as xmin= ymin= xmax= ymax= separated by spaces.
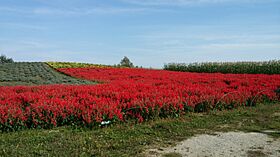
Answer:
xmin=0 ymin=103 xmax=279 ymax=157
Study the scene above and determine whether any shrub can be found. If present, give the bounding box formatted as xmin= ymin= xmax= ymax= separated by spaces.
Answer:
xmin=0 ymin=54 xmax=14 ymax=63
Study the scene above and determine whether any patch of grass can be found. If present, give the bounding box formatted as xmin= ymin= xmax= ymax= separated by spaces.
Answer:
xmin=0 ymin=62 xmax=95 ymax=86
xmin=162 ymin=152 xmax=182 ymax=157
xmin=247 ymin=150 xmax=268 ymax=157
xmin=0 ymin=103 xmax=279 ymax=157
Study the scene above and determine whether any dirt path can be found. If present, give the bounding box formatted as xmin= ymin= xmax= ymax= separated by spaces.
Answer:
xmin=146 ymin=132 xmax=280 ymax=157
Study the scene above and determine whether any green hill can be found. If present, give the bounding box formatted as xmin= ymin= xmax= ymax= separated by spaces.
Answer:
xmin=0 ymin=62 xmax=94 ymax=86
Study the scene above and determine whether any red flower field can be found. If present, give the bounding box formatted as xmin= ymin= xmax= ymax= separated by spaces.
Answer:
xmin=1 ymin=67 xmax=280 ymax=129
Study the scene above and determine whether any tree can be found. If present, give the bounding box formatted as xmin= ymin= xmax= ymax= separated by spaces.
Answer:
xmin=0 ymin=54 xmax=14 ymax=63
xmin=119 ymin=56 xmax=134 ymax=67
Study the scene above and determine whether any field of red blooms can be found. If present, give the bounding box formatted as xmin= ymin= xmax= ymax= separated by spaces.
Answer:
xmin=1 ymin=67 xmax=280 ymax=130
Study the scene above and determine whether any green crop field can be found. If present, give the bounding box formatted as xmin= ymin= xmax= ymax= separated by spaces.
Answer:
xmin=0 ymin=62 xmax=94 ymax=86
xmin=47 ymin=62 xmax=113 ymax=69
xmin=164 ymin=60 xmax=280 ymax=74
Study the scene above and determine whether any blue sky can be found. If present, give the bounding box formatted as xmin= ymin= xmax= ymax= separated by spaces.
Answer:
xmin=0 ymin=0 xmax=279 ymax=68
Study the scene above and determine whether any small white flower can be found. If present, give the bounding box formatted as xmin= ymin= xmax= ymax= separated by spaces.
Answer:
xmin=101 ymin=121 xmax=111 ymax=125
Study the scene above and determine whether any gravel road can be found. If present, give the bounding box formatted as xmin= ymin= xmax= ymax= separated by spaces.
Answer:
xmin=146 ymin=132 xmax=280 ymax=157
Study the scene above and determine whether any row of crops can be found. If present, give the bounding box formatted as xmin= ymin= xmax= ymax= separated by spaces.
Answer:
xmin=1 ymin=66 xmax=280 ymax=131
xmin=46 ymin=62 xmax=113 ymax=69
xmin=164 ymin=60 xmax=280 ymax=74
xmin=0 ymin=62 xmax=94 ymax=86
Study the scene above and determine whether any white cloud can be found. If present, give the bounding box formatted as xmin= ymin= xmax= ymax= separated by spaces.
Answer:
xmin=0 ymin=22 xmax=47 ymax=31
xmin=32 ymin=8 xmax=78 ymax=15
xmin=198 ymin=43 xmax=280 ymax=51
xmin=0 ymin=39 xmax=55 ymax=52
xmin=82 ymin=7 xmax=165 ymax=14
xmin=0 ymin=6 xmax=166 ymax=16
xmin=121 ymin=26 xmax=280 ymax=66
xmin=121 ymin=0 xmax=274 ymax=6
xmin=135 ymin=33 xmax=280 ymax=44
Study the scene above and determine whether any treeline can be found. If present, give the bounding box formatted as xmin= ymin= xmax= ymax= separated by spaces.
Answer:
xmin=164 ymin=60 xmax=280 ymax=74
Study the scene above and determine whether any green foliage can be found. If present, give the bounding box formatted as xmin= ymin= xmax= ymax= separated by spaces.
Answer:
xmin=47 ymin=62 xmax=113 ymax=69
xmin=47 ymin=61 xmax=139 ymax=69
xmin=119 ymin=56 xmax=134 ymax=68
xmin=163 ymin=153 xmax=182 ymax=157
xmin=164 ymin=60 xmax=280 ymax=74
xmin=0 ymin=62 xmax=95 ymax=86
xmin=0 ymin=54 xmax=14 ymax=63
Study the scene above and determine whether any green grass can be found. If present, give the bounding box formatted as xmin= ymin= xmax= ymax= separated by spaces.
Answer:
xmin=162 ymin=152 xmax=182 ymax=157
xmin=0 ymin=62 xmax=95 ymax=86
xmin=164 ymin=60 xmax=280 ymax=74
xmin=0 ymin=103 xmax=279 ymax=157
